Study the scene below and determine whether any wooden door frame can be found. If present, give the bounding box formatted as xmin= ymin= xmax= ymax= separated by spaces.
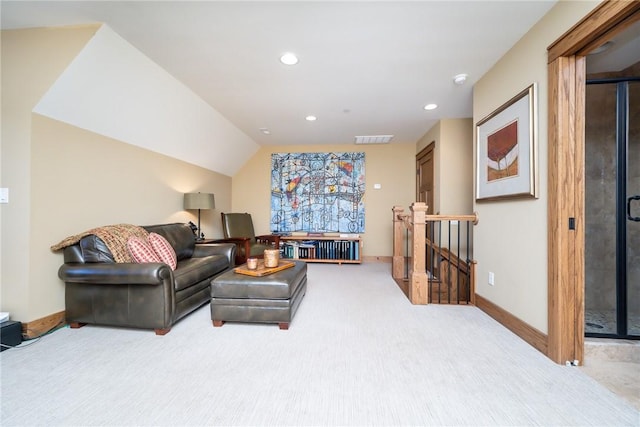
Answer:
xmin=416 ymin=141 xmax=435 ymax=211
xmin=547 ymin=1 xmax=640 ymax=364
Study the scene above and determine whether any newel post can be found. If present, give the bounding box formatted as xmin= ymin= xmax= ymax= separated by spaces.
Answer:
xmin=409 ymin=202 xmax=428 ymax=304
xmin=392 ymin=206 xmax=405 ymax=281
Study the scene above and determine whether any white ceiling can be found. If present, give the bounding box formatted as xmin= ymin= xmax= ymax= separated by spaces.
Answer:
xmin=1 ymin=1 xmax=560 ymax=146
xmin=586 ymin=18 xmax=640 ymax=75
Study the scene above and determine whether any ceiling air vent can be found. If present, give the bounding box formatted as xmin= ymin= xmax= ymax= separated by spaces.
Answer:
xmin=354 ymin=135 xmax=394 ymax=145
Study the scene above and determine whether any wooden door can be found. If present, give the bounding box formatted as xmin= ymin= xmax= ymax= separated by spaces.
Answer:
xmin=416 ymin=142 xmax=435 ymax=214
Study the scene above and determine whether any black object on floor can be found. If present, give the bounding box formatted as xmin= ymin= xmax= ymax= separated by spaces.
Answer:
xmin=1 ymin=321 xmax=23 ymax=352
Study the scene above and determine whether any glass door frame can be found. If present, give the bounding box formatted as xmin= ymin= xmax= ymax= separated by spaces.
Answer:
xmin=586 ymin=77 xmax=640 ymax=340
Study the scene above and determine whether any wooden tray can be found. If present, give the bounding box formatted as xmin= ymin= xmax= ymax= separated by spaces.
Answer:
xmin=233 ymin=260 xmax=295 ymax=277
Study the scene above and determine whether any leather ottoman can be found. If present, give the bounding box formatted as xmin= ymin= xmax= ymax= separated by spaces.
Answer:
xmin=210 ymin=261 xmax=307 ymax=329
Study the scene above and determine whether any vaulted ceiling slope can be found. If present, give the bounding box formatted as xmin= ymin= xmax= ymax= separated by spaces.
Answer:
xmin=31 ymin=24 xmax=258 ymax=177
xmin=2 ymin=1 xmax=558 ymax=147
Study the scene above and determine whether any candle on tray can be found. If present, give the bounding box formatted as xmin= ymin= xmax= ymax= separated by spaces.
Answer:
xmin=263 ymin=249 xmax=279 ymax=268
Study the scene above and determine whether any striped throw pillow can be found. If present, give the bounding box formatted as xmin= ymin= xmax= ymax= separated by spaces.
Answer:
xmin=127 ymin=236 xmax=161 ymax=264
xmin=148 ymin=233 xmax=177 ymax=271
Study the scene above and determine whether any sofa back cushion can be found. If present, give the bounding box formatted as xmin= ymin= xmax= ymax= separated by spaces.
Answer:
xmin=143 ymin=223 xmax=195 ymax=261
xmin=79 ymin=235 xmax=115 ymax=263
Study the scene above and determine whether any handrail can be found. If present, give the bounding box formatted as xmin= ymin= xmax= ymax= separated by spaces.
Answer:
xmin=394 ymin=212 xmax=479 ymax=225
xmin=392 ymin=202 xmax=478 ymax=305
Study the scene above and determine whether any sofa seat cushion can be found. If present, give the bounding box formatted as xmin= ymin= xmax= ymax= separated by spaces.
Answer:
xmin=173 ymin=255 xmax=229 ymax=291
xmin=211 ymin=261 xmax=307 ymax=300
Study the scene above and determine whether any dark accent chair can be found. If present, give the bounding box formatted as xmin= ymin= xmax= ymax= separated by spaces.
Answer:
xmin=213 ymin=212 xmax=279 ymax=265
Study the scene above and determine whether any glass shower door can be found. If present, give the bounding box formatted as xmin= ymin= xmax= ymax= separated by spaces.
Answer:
xmin=585 ymin=79 xmax=640 ymax=339
xmin=627 ymin=81 xmax=639 ymax=336
xmin=585 ymin=82 xmax=618 ymax=335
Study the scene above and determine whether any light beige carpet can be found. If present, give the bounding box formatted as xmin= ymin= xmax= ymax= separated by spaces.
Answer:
xmin=1 ymin=262 xmax=638 ymax=426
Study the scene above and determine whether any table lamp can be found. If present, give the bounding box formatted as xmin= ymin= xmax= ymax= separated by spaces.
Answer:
xmin=183 ymin=192 xmax=215 ymax=240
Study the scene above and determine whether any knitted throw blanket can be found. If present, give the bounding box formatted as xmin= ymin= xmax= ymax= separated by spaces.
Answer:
xmin=50 ymin=224 xmax=149 ymax=263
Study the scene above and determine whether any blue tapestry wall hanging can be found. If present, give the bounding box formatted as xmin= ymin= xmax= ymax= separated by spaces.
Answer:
xmin=271 ymin=152 xmax=365 ymax=233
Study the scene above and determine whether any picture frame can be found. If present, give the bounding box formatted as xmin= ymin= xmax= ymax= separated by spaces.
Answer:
xmin=476 ymin=83 xmax=537 ymax=201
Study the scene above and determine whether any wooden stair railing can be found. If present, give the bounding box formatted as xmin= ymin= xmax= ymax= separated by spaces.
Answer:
xmin=392 ymin=202 xmax=478 ymax=305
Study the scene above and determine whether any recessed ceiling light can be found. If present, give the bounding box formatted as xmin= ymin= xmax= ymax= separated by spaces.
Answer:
xmin=305 ymin=115 xmax=317 ymax=121
xmin=424 ymin=104 xmax=438 ymax=110
xmin=589 ymin=41 xmax=614 ymax=55
xmin=259 ymin=128 xmax=271 ymax=135
xmin=280 ymin=52 xmax=299 ymax=65
xmin=453 ymin=73 xmax=468 ymax=85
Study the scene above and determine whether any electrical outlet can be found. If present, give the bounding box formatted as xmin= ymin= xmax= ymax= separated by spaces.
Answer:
xmin=488 ymin=272 xmax=495 ymax=286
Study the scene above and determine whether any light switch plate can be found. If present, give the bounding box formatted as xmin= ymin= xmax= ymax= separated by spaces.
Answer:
xmin=0 ymin=188 xmax=8 ymax=204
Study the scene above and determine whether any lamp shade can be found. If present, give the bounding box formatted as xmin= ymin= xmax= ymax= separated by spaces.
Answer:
xmin=183 ymin=193 xmax=215 ymax=210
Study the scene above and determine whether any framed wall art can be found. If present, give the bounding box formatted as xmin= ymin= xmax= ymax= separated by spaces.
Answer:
xmin=270 ymin=152 xmax=365 ymax=233
xmin=476 ymin=83 xmax=537 ymax=201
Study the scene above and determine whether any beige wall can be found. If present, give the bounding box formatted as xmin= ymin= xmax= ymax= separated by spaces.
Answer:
xmin=415 ymin=119 xmax=474 ymax=259
xmin=30 ymin=116 xmax=231 ymax=320
xmin=417 ymin=122 xmax=441 ymax=213
xmin=472 ymin=0 xmax=601 ymax=333
xmin=1 ymin=26 xmax=99 ymax=321
xmin=2 ymin=27 xmax=232 ymax=322
xmin=232 ymin=144 xmax=416 ymax=258
xmin=440 ymin=119 xmax=473 ymax=215
xmin=416 ymin=118 xmax=473 ymax=215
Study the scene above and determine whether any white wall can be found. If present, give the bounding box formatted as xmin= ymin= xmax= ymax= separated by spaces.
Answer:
xmin=34 ymin=25 xmax=259 ymax=177
xmin=473 ymin=0 xmax=601 ymax=333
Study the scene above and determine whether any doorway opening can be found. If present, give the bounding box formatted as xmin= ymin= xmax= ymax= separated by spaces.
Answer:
xmin=416 ymin=142 xmax=435 ymax=214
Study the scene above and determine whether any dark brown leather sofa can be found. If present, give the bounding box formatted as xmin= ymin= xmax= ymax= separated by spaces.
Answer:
xmin=58 ymin=223 xmax=236 ymax=335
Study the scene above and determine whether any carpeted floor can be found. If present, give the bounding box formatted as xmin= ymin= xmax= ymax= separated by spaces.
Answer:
xmin=1 ymin=262 xmax=638 ymax=426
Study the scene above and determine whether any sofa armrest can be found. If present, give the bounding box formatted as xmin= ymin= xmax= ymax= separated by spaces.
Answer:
xmin=192 ymin=243 xmax=236 ymax=268
xmin=59 ymin=263 xmax=172 ymax=285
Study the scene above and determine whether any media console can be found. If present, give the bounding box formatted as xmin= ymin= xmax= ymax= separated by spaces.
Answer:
xmin=279 ymin=235 xmax=362 ymax=265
